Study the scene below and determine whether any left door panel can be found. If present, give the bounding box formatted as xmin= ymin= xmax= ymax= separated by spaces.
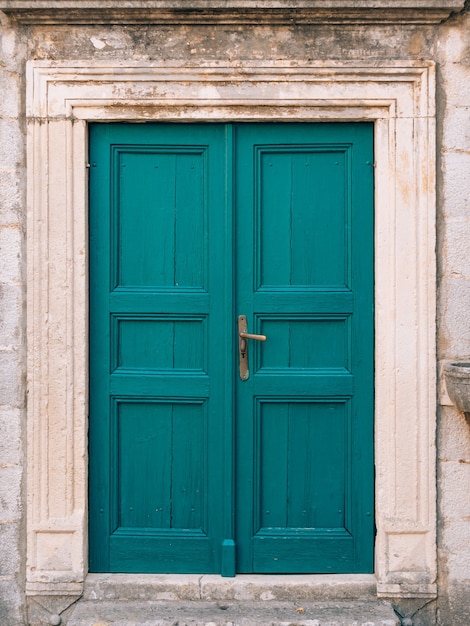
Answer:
xmin=88 ymin=124 xmax=231 ymax=573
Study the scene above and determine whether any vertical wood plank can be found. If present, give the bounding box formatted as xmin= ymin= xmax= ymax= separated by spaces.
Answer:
xmin=171 ymin=403 xmax=205 ymax=530
xmin=259 ymin=403 xmax=289 ymax=530
xmin=259 ymin=151 xmax=293 ymax=287
xmin=118 ymin=402 xmax=172 ymax=529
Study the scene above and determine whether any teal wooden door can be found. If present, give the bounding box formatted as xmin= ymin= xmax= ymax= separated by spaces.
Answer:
xmin=89 ymin=122 xmax=374 ymax=575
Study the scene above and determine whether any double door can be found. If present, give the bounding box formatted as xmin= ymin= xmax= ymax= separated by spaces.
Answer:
xmin=89 ymin=122 xmax=374 ymax=574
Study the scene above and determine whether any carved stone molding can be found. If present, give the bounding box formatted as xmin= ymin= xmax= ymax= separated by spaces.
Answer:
xmin=26 ymin=60 xmax=437 ymax=600
xmin=1 ymin=0 xmax=465 ymax=24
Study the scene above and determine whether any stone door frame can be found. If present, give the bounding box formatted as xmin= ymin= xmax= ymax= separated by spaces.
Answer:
xmin=25 ymin=60 xmax=437 ymax=600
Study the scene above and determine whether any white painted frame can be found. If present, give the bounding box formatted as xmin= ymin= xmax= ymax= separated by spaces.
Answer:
xmin=26 ymin=60 xmax=437 ymax=599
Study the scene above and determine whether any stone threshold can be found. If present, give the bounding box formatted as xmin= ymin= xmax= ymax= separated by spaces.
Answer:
xmin=83 ymin=573 xmax=378 ymax=602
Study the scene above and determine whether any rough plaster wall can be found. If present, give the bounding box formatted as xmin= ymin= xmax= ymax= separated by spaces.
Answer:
xmin=0 ymin=11 xmax=27 ymax=626
xmin=0 ymin=8 xmax=470 ymax=626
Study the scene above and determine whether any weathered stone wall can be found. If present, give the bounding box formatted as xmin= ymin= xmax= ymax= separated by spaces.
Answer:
xmin=0 ymin=6 xmax=469 ymax=625
xmin=435 ymin=12 xmax=470 ymax=626
xmin=0 ymin=12 xmax=27 ymax=626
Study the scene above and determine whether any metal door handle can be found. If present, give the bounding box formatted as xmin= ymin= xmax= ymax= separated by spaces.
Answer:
xmin=239 ymin=332 xmax=267 ymax=342
xmin=238 ymin=315 xmax=267 ymax=381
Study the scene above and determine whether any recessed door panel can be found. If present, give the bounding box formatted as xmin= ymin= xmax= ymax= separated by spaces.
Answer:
xmin=115 ymin=400 xmax=206 ymax=531
xmin=113 ymin=316 xmax=207 ymax=373
xmin=257 ymin=148 xmax=349 ymax=288
xmin=117 ymin=149 xmax=207 ymax=289
xmin=258 ymin=316 xmax=349 ymax=372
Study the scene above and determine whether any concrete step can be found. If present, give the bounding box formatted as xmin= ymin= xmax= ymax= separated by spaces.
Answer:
xmin=67 ymin=599 xmax=400 ymax=626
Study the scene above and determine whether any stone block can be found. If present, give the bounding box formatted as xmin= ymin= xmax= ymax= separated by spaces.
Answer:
xmin=437 ymin=581 xmax=470 ymax=626
xmin=440 ymin=216 xmax=470 ymax=280
xmin=28 ymin=594 xmax=82 ymax=626
xmin=439 ymin=460 xmax=470 ymax=521
xmin=0 ymin=27 xmax=17 ymax=58
xmin=0 ymin=68 xmax=21 ymax=119
xmin=0 ymin=407 xmax=22 ymax=465
xmin=0 ymin=521 xmax=22 ymax=576
xmin=438 ymin=278 xmax=470 ymax=358
xmin=0 ymin=465 xmax=22 ymax=521
xmin=390 ymin=599 xmax=437 ymax=626
xmin=0 ymin=349 xmax=24 ymax=407
xmin=412 ymin=602 xmax=437 ymax=626
xmin=200 ymin=574 xmax=376 ymax=602
xmin=66 ymin=598 xmax=399 ymax=626
xmin=437 ymin=17 xmax=470 ymax=64
xmin=83 ymin=573 xmax=201 ymax=601
xmin=440 ymin=60 xmax=470 ymax=109
xmin=438 ymin=406 xmax=470 ymax=460
xmin=0 ymin=579 xmax=25 ymax=626
xmin=0 ymin=119 xmax=25 ymax=170
xmin=0 ymin=283 xmax=23 ymax=347
xmin=439 ymin=519 xmax=470 ymax=581
xmin=0 ymin=167 xmax=25 ymax=225
xmin=439 ymin=151 xmax=470 ymax=221
xmin=0 ymin=225 xmax=22 ymax=284
xmin=441 ymin=106 xmax=470 ymax=152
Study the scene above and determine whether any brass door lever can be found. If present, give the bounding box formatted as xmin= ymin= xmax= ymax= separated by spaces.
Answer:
xmin=238 ymin=315 xmax=267 ymax=380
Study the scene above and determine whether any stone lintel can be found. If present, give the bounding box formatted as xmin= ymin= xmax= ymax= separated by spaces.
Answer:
xmin=0 ymin=0 xmax=465 ymax=24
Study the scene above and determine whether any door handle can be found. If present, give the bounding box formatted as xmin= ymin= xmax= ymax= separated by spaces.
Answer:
xmin=238 ymin=315 xmax=267 ymax=381
xmin=239 ymin=332 xmax=268 ymax=343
